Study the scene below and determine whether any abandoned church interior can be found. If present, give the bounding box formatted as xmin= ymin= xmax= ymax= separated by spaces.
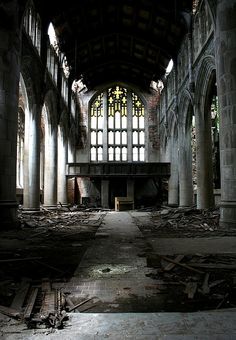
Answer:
xmin=0 ymin=0 xmax=236 ymax=338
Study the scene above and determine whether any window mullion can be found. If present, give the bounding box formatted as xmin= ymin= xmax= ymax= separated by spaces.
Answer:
xmin=103 ymin=90 xmax=108 ymax=161
xmin=127 ymin=90 xmax=132 ymax=162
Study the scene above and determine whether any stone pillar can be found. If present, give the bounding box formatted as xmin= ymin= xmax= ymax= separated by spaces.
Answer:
xmin=195 ymin=108 xmax=214 ymax=209
xmin=23 ymin=106 xmax=41 ymax=210
xmin=68 ymin=137 xmax=75 ymax=163
xmin=215 ymin=0 xmax=236 ymax=226
xmin=101 ymin=179 xmax=109 ymax=208
xmin=168 ymin=139 xmax=179 ymax=206
xmin=44 ymin=124 xmax=57 ymax=207
xmin=127 ymin=179 xmax=134 ymax=198
xmin=0 ymin=4 xmax=21 ymax=228
xmin=103 ymin=90 xmax=108 ymax=161
xmin=127 ymin=90 xmax=133 ymax=161
xmin=57 ymin=128 xmax=68 ymax=205
xmin=178 ymin=124 xmax=193 ymax=206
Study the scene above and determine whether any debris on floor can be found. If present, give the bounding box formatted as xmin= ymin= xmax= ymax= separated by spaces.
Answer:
xmin=0 ymin=206 xmax=236 ymax=330
xmin=133 ymin=205 xmax=236 ymax=237
xmin=0 ymin=277 xmax=100 ymax=329
xmin=0 ymin=278 xmax=68 ymax=329
xmin=145 ymin=252 xmax=236 ymax=311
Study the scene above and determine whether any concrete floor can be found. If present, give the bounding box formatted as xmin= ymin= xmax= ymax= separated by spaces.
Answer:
xmin=1 ymin=211 xmax=236 ymax=339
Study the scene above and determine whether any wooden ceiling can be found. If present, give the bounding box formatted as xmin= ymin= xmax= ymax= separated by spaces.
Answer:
xmin=35 ymin=0 xmax=193 ymax=90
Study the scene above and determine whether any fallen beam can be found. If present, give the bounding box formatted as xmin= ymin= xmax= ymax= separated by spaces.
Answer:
xmin=160 ymin=255 xmax=204 ymax=274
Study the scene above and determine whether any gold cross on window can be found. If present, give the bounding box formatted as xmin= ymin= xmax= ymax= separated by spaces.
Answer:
xmin=113 ymin=86 xmax=123 ymax=99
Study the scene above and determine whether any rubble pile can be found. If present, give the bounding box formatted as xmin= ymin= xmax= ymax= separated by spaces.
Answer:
xmin=146 ymin=252 xmax=236 ymax=311
xmin=151 ymin=206 xmax=221 ymax=237
xmin=0 ymin=207 xmax=106 ymax=327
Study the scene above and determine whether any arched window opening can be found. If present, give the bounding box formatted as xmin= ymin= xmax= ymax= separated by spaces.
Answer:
xmin=23 ymin=4 xmax=41 ymax=54
xmin=90 ymin=85 xmax=145 ymax=162
xmin=191 ymin=113 xmax=197 ymax=191
xmin=211 ymin=92 xmax=220 ymax=189
xmin=40 ymin=115 xmax=45 ymax=193
xmin=90 ymin=93 xmax=104 ymax=162
xmin=16 ymin=108 xmax=25 ymax=188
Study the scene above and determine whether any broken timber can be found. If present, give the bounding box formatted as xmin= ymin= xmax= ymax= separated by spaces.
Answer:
xmin=160 ymin=255 xmax=204 ymax=274
xmin=163 ymin=254 xmax=185 ymax=271
xmin=0 ymin=305 xmax=21 ymax=319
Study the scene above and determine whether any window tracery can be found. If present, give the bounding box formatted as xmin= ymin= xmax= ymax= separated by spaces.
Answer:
xmin=90 ymin=85 xmax=145 ymax=162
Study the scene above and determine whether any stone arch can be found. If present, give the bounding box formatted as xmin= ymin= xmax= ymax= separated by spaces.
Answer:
xmin=179 ymin=88 xmax=193 ymax=126
xmin=42 ymin=89 xmax=58 ymax=206
xmin=19 ymin=68 xmax=41 ymax=209
xmin=195 ymin=55 xmax=215 ymax=114
xmin=88 ymin=83 xmax=147 ymax=163
xmin=89 ymin=82 xmax=147 ymax=107
xmin=57 ymin=110 xmax=69 ymax=205
xmin=20 ymin=58 xmax=38 ymax=113
xmin=194 ymin=55 xmax=216 ymax=208
xmin=43 ymin=89 xmax=58 ymax=131
xmin=178 ymin=90 xmax=194 ymax=206
xmin=168 ymin=117 xmax=179 ymax=206
xmin=17 ymin=73 xmax=30 ymax=205
xmin=68 ymin=122 xmax=76 ymax=163
xmin=58 ymin=110 xmax=69 ymax=141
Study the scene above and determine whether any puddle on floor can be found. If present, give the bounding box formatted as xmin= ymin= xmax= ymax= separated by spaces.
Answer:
xmin=80 ymin=264 xmax=137 ymax=278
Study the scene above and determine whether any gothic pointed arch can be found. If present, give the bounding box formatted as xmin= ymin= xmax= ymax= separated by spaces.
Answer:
xmin=89 ymin=84 xmax=146 ymax=162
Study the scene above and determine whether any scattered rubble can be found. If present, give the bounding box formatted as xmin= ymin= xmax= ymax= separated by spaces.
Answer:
xmin=134 ymin=206 xmax=236 ymax=237
xmin=0 ymin=205 xmax=236 ymax=328
xmin=0 ymin=206 xmax=106 ymax=328
xmin=145 ymin=252 xmax=236 ymax=311
xmin=0 ymin=278 xmax=99 ymax=329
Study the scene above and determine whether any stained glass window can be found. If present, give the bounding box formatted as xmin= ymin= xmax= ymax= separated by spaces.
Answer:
xmin=132 ymin=92 xmax=145 ymax=161
xmin=90 ymin=86 xmax=145 ymax=162
xmin=90 ymin=93 xmax=104 ymax=161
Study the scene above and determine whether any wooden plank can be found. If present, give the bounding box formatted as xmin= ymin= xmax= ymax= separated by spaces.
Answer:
xmin=69 ymin=297 xmax=94 ymax=312
xmin=160 ymin=255 xmax=204 ymax=274
xmin=65 ymin=295 xmax=75 ymax=310
xmin=0 ymin=257 xmax=42 ymax=263
xmin=0 ymin=305 xmax=21 ymax=318
xmin=184 ymin=282 xmax=198 ymax=299
xmin=11 ymin=279 xmax=31 ymax=311
xmin=201 ymin=273 xmax=210 ymax=295
xmin=33 ymin=260 xmax=64 ymax=274
xmin=163 ymin=255 xmax=185 ymax=271
xmin=24 ymin=288 xmax=38 ymax=319
xmin=187 ymin=263 xmax=236 ymax=270
xmin=40 ymin=280 xmax=56 ymax=319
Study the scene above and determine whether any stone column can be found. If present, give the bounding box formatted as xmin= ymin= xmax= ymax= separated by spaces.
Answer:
xmin=0 ymin=4 xmax=21 ymax=228
xmin=168 ymin=138 xmax=179 ymax=206
xmin=127 ymin=90 xmax=133 ymax=161
xmin=215 ymin=0 xmax=236 ymax=226
xmin=68 ymin=136 xmax=75 ymax=163
xmin=195 ymin=108 xmax=214 ymax=209
xmin=23 ymin=105 xmax=41 ymax=210
xmin=57 ymin=128 xmax=68 ymax=205
xmin=101 ymin=179 xmax=109 ymax=208
xmin=127 ymin=179 xmax=134 ymax=198
xmin=44 ymin=124 xmax=57 ymax=207
xmin=103 ymin=90 xmax=108 ymax=161
xmin=178 ymin=124 xmax=193 ymax=206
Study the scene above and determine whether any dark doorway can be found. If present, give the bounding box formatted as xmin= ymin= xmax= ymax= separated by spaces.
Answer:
xmin=109 ymin=178 xmax=127 ymax=208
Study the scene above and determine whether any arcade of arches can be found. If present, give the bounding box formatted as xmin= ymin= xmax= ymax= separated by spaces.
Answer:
xmin=1 ymin=0 xmax=234 ymax=228
xmin=1 ymin=0 xmax=236 ymax=335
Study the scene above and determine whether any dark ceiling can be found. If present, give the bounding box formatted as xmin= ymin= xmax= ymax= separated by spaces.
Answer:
xmin=35 ymin=0 xmax=193 ymax=91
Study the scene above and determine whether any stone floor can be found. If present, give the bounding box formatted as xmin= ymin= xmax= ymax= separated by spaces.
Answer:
xmin=1 ymin=210 xmax=236 ymax=339
xmin=64 ymin=211 xmax=158 ymax=308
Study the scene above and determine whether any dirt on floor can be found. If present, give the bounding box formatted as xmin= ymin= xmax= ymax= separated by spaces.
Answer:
xmin=0 ymin=205 xmax=236 ymax=330
xmin=0 ymin=207 xmax=106 ymax=304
